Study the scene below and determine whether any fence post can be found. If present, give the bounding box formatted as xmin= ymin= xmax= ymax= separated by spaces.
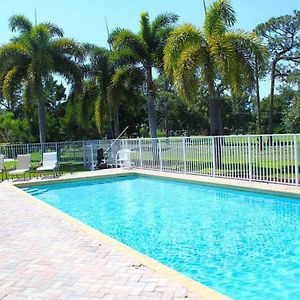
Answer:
xmin=294 ymin=135 xmax=298 ymax=186
xmin=182 ymin=137 xmax=187 ymax=173
xmin=248 ymin=136 xmax=252 ymax=181
xmin=158 ymin=139 xmax=162 ymax=171
xmin=212 ymin=137 xmax=216 ymax=177
xmin=138 ymin=139 xmax=143 ymax=168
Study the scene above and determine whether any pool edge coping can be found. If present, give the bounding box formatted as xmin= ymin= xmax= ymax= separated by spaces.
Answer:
xmin=134 ymin=170 xmax=300 ymax=199
xmin=14 ymin=168 xmax=300 ymax=199
xmin=10 ymin=182 xmax=230 ymax=300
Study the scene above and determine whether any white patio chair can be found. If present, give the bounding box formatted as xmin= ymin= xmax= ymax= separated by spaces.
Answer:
xmin=36 ymin=152 xmax=58 ymax=178
xmin=115 ymin=149 xmax=133 ymax=168
xmin=0 ymin=155 xmax=7 ymax=181
xmin=9 ymin=154 xmax=31 ymax=180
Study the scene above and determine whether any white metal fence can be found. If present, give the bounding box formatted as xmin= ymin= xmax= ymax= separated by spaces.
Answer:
xmin=121 ymin=134 xmax=300 ymax=186
xmin=1 ymin=134 xmax=300 ymax=186
xmin=0 ymin=140 xmax=120 ymax=169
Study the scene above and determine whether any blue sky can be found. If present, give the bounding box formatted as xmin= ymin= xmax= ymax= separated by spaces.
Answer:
xmin=1 ymin=0 xmax=299 ymax=96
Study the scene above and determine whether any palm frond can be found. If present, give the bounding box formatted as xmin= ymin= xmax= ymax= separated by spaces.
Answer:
xmin=52 ymin=54 xmax=82 ymax=92
xmin=152 ymin=13 xmax=179 ymax=34
xmin=30 ymin=24 xmax=51 ymax=46
xmin=50 ymin=38 xmax=85 ymax=61
xmin=111 ymin=66 xmax=145 ymax=89
xmin=82 ymin=42 xmax=97 ymax=53
xmin=110 ymin=47 xmax=140 ymax=68
xmin=204 ymin=0 xmax=236 ymax=37
xmin=139 ymin=12 xmax=152 ymax=47
xmin=164 ymin=24 xmax=203 ymax=79
xmin=212 ymin=31 xmax=267 ymax=94
xmin=2 ymin=66 xmax=25 ymax=100
xmin=9 ymin=15 xmax=32 ymax=34
xmin=40 ymin=22 xmax=64 ymax=37
xmin=108 ymin=27 xmax=124 ymax=46
xmin=87 ymin=47 xmax=110 ymax=82
xmin=0 ymin=42 xmax=30 ymax=72
xmin=111 ymin=28 xmax=147 ymax=60
xmin=173 ymin=45 xmax=202 ymax=103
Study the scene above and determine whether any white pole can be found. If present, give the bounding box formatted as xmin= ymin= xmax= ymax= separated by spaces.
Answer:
xmin=139 ymin=139 xmax=143 ymax=168
xmin=248 ymin=136 xmax=252 ymax=181
xmin=158 ymin=139 xmax=162 ymax=171
xmin=294 ymin=135 xmax=298 ymax=186
xmin=182 ymin=137 xmax=187 ymax=173
xmin=212 ymin=137 xmax=216 ymax=177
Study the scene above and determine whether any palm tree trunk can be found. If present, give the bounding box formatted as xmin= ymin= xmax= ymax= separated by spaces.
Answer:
xmin=255 ymin=59 xmax=263 ymax=151
xmin=146 ymin=66 xmax=157 ymax=139
xmin=207 ymin=81 xmax=222 ymax=169
xmin=207 ymin=83 xmax=222 ymax=136
xmin=255 ymin=58 xmax=262 ymax=135
xmin=268 ymin=61 xmax=276 ymax=134
xmin=113 ymin=106 xmax=120 ymax=138
xmin=145 ymin=65 xmax=159 ymax=162
xmin=107 ymin=116 xmax=114 ymax=139
xmin=36 ymin=80 xmax=46 ymax=143
xmin=164 ymin=104 xmax=170 ymax=137
xmin=38 ymin=98 xmax=46 ymax=143
xmin=164 ymin=79 xmax=170 ymax=137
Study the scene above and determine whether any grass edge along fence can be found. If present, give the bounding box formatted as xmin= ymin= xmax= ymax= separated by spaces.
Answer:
xmin=1 ymin=133 xmax=300 ymax=186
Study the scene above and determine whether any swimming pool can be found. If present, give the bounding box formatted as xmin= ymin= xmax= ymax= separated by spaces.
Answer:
xmin=23 ymin=175 xmax=300 ymax=299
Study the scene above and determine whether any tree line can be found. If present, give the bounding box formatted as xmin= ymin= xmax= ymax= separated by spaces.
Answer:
xmin=0 ymin=0 xmax=299 ymax=144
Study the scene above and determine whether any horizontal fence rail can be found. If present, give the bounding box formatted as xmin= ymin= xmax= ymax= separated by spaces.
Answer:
xmin=1 ymin=134 xmax=300 ymax=186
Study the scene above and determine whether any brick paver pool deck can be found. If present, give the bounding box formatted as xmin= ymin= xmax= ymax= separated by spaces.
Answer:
xmin=3 ymin=168 xmax=296 ymax=300
xmin=0 ymin=172 xmax=209 ymax=300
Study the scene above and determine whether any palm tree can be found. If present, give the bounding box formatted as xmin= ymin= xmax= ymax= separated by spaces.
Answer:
xmin=109 ymin=12 xmax=179 ymax=138
xmin=84 ymin=45 xmax=144 ymax=138
xmin=164 ymin=0 xmax=266 ymax=136
xmin=0 ymin=15 xmax=83 ymax=143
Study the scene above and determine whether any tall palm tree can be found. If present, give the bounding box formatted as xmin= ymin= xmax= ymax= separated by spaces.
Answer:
xmin=164 ymin=0 xmax=266 ymax=136
xmin=84 ymin=45 xmax=144 ymax=137
xmin=109 ymin=12 xmax=179 ymax=138
xmin=0 ymin=15 xmax=83 ymax=143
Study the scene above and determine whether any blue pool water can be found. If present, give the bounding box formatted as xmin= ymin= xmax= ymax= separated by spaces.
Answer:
xmin=23 ymin=176 xmax=300 ymax=299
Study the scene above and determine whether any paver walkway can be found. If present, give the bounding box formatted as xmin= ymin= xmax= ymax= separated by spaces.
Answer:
xmin=0 ymin=183 xmax=201 ymax=300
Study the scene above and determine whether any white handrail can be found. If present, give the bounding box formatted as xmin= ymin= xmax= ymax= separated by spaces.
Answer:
xmin=104 ymin=126 xmax=129 ymax=154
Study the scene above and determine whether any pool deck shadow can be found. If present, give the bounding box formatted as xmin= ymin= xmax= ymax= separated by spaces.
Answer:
xmin=4 ymin=167 xmax=296 ymax=299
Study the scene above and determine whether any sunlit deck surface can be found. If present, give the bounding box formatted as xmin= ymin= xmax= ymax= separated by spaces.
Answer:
xmin=0 ymin=170 xmax=205 ymax=300
xmin=2 ymin=168 xmax=299 ymax=299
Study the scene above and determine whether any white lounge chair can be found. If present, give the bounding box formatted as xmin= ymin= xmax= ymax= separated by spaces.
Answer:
xmin=0 ymin=155 xmax=6 ymax=181
xmin=9 ymin=154 xmax=31 ymax=180
xmin=115 ymin=149 xmax=133 ymax=168
xmin=36 ymin=152 xmax=58 ymax=178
